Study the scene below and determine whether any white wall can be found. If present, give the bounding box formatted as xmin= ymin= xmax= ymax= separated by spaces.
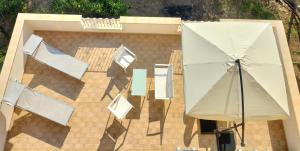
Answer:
xmin=0 ymin=21 xmax=33 ymax=151
xmin=120 ymin=16 xmax=181 ymax=35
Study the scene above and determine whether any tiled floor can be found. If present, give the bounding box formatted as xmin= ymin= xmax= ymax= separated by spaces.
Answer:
xmin=5 ymin=31 xmax=287 ymax=151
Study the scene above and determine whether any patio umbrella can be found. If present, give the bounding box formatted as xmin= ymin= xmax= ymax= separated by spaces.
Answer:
xmin=182 ymin=22 xmax=290 ymax=146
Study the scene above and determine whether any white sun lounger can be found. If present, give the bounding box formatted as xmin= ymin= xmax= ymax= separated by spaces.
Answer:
xmin=3 ymin=81 xmax=74 ymax=126
xmin=107 ymin=94 xmax=133 ymax=120
xmin=113 ymin=45 xmax=136 ymax=72
xmin=23 ymin=34 xmax=89 ymax=80
xmin=154 ymin=64 xmax=173 ymax=100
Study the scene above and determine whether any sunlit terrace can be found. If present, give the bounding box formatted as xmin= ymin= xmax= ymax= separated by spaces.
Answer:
xmin=4 ymin=31 xmax=288 ymax=151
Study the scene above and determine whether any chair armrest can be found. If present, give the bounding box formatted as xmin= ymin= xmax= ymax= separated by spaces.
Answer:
xmin=111 ymin=94 xmax=121 ymax=104
xmin=123 ymin=46 xmax=136 ymax=58
xmin=155 ymin=64 xmax=171 ymax=68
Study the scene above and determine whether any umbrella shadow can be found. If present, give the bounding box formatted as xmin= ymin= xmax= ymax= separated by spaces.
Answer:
xmin=267 ymin=120 xmax=288 ymax=151
xmin=183 ymin=114 xmax=197 ymax=146
xmin=183 ymin=115 xmax=218 ymax=149
xmin=146 ymin=90 xmax=171 ymax=145
xmin=7 ymin=111 xmax=70 ymax=149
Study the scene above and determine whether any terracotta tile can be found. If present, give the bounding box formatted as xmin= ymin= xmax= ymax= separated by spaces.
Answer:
xmin=5 ymin=31 xmax=287 ymax=151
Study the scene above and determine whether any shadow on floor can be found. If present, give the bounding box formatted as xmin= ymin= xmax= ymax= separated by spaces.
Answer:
xmin=183 ymin=115 xmax=217 ymax=149
xmin=0 ymin=112 xmax=11 ymax=150
xmin=26 ymin=59 xmax=85 ymax=100
xmin=147 ymin=90 xmax=171 ymax=145
xmin=268 ymin=120 xmax=288 ymax=151
xmin=183 ymin=114 xmax=197 ymax=146
xmin=107 ymin=62 xmax=126 ymax=77
xmin=98 ymin=114 xmax=131 ymax=151
xmin=101 ymin=75 xmax=130 ymax=101
xmin=7 ymin=111 xmax=70 ymax=149
xmin=126 ymin=95 xmax=145 ymax=119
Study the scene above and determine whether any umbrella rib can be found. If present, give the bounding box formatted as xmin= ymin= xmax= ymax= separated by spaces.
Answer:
xmin=246 ymin=63 xmax=282 ymax=66
xmin=244 ymin=71 xmax=289 ymax=114
xmin=183 ymin=62 xmax=227 ymax=66
xmin=187 ymin=66 xmax=236 ymax=116
xmin=244 ymin=24 xmax=271 ymax=53
xmin=184 ymin=26 xmax=230 ymax=58
xmin=187 ymin=73 xmax=229 ymax=114
xmin=224 ymin=66 xmax=238 ymax=116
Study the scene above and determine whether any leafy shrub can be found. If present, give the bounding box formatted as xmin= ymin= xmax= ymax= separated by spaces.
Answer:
xmin=240 ymin=0 xmax=274 ymax=19
xmin=50 ymin=0 xmax=128 ymax=18
xmin=0 ymin=0 xmax=27 ymax=17
xmin=0 ymin=50 xmax=6 ymax=69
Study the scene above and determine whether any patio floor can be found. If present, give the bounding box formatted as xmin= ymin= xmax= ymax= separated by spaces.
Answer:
xmin=5 ymin=31 xmax=287 ymax=151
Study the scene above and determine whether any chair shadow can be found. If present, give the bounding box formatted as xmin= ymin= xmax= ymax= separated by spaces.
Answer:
xmin=98 ymin=114 xmax=131 ymax=151
xmin=126 ymin=94 xmax=145 ymax=119
xmin=146 ymin=90 xmax=171 ymax=145
xmin=107 ymin=63 xmax=126 ymax=78
xmin=26 ymin=59 xmax=85 ymax=100
xmin=100 ymin=75 xmax=130 ymax=101
xmin=7 ymin=111 xmax=70 ymax=149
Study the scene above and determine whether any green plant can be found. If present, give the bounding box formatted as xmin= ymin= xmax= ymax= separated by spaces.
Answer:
xmin=0 ymin=50 xmax=6 ymax=69
xmin=0 ymin=0 xmax=27 ymax=39
xmin=240 ymin=0 xmax=274 ymax=19
xmin=0 ymin=0 xmax=28 ymax=70
xmin=0 ymin=0 xmax=27 ymax=17
xmin=50 ymin=0 xmax=128 ymax=18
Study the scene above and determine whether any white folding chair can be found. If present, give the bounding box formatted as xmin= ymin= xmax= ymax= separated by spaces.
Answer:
xmin=154 ymin=64 xmax=173 ymax=100
xmin=107 ymin=94 xmax=133 ymax=120
xmin=113 ymin=45 xmax=136 ymax=72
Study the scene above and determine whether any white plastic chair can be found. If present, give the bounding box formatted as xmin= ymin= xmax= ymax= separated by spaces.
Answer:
xmin=113 ymin=45 xmax=136 ymax=72
xmin=154 ymin=64 xmax=173 ymax=100
xmin=107 ymin=94 xmax=133 ymax=120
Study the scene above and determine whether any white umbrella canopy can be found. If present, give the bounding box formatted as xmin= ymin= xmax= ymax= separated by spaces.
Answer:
xmin=182 ymin=22 xmax=289 ymax=121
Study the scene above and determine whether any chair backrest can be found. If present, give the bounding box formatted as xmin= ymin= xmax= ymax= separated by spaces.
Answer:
xmin=113 ymin=46 xmax=125 ymax=62
xmin=166 ymin=65 xmax=173 ymax=98
xmin=107 ymin=94 xmax=133 ymax=119
xmin=154 ymin=64 xmax=173 ymax=99
xmin=107 ymin=94 xmax=122 ymax=115
xmin=113 ymin=45 xmax=136 ymax=70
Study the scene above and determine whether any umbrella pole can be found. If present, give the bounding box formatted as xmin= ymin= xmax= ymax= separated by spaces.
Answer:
xmin=235 ymin=59 xmax=245 ymax=147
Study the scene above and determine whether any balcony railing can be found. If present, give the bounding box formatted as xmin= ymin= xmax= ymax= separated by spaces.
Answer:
xmin=81 ymin=18 xmax=122 ymax=30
